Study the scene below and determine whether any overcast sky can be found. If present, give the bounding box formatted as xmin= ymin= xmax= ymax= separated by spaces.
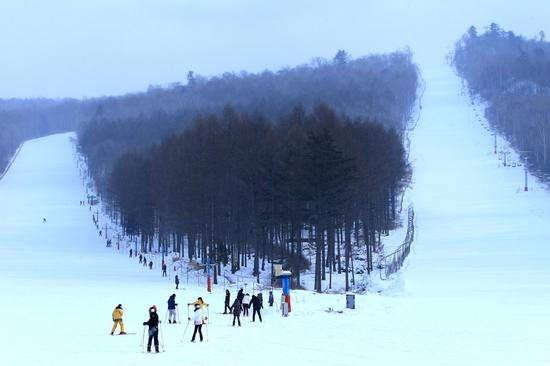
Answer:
xmin=0 ymin=0 xmax=546 ymax=99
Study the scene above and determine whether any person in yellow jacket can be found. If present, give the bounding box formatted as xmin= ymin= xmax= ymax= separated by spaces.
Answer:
xmin=111 ymin=304 xmax=127 ymax=335
xmin=188 ymin=297 xmax=209 ymax=309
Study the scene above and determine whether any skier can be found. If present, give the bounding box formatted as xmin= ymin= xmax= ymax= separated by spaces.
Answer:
xmin=99 ymin=230 xmax=102 ymax=237
xmin=237 ymin=288 xmax=244 ymax=310
xmin=242 ymin=293 xmax=251 ymax=316
xmin=162 ymin=262 xmax=167 ymax=277
xmin=250 ymin=294 xmax=263 ymax=322
xmin=42 ymin=218 xmax=47 ymax=223
xmin=129 ymin=249 xmax=133 ymax=258
xmin=149 ymin=260 xmax=153 ymax=270
xmin=142 ymin=305 xmax=160 ymax=353
xmin=111 ymin=304 xmax=127 ymax=335
xmin=143 ymin=258 xmax=147 ymax=267
xmin=223 ymin=289 xmax=231 ymax=314
xmin=189 ymin=303 xmax=206 ymax=342
xmin=257 ymin=292 xmax=264 ymax=308
xmin=139 ymin=254 xmax=143 ymax=264
xmin=230 ymin=298 xmax=242 ymax=326
xmin=175 ymin=275 xmax=179 ymax=290
xmin=188 ymin=297 xmax=208 ymax=309
xmin=268 ymin=290 xmax=274 ymax=307
xmin=167 ymin=294 xmax=178 ymax=324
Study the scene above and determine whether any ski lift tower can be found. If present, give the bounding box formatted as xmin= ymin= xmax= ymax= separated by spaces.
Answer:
xmin=280 ymin=270 xmax=292 ymax=315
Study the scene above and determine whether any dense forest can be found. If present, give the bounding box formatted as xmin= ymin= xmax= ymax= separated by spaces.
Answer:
xmin=107 ymin=104 xmax=408 ymax=292
xmin=453 ymin=24 xmax=550 ymax=173
xmin=78 ymin=51 xmax=419 ymax=291
xmin=78 ymin=50 xmax=419 ymax=193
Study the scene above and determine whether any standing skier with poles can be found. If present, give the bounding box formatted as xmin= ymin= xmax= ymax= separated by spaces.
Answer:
xmin=162 ymin=262 xmax=167 ymax=277
xmin=175 ymin=275 xmax=180 ymax=290
xmin=189 ymin=303 xmax=206 ymax=342
xmin=188 ymin=297 xmax=208 ymax=309
xmin=111 ymin=304 xmax=127 ymax=335
xmin=142 ymin=305 xmax=160 ymax=353
xmin=167 ymin=294 xmax=178 ymax=324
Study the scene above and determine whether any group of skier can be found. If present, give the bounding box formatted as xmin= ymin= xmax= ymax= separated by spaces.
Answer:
xmin=110 ymin=295 xmax=210 ymax=353
xmin=224 ymin=288 xmax=267 ymax=326
xmin=111 ymin=287 xmax=275 ymax=352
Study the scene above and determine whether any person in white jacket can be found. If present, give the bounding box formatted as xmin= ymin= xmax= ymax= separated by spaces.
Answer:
xmin=189 ymin=303 xmax=206 ymax=342
xmin=242 ymin=293 xmax=252 ymax=316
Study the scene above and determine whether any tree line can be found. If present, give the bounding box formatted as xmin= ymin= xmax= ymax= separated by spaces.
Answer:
xmin=77 ymin=50 xmax=419 ymax=291
xmin=453 ymin=24 xmax=550 ymax=172
xmin=106 ymin=104 xmax=409 ymax=292
xmin=0 ymin=98 xmax=82 ymax=173
xmin=78 ymin=50 xmax=419 ymax=194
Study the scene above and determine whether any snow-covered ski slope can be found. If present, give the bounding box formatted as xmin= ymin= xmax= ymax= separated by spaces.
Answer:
xmin=1 ymin=2 xmax=550 ymax=365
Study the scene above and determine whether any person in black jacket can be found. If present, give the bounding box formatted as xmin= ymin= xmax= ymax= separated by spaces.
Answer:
xmin=175 ymin=275 xmax=180 ymax=289
xmin=250 ymin=294 xmax=263 ymax=322
xmin=223 ymin=289 xmax=231 ymax=314
xmin=143 ymin=305 xmax=160 ymax=353
xmin=236 ymin=288 xmax=244 ymax=310
xmin=230 ymin=299 xmax=242 ymax=326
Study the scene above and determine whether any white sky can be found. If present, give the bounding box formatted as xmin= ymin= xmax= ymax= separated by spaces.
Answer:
xmin=0 ymin=0 xmax=547 ymax=99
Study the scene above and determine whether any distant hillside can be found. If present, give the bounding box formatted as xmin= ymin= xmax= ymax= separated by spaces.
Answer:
xmin=453 ymin=24 xmax=550 ymax=174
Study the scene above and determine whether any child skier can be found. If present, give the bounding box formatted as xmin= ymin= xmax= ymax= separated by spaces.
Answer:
xmin=143 ymin=305 xmax=160 ymax=353
xmin=175 ymin=275 xmax=180 ymax=289
xmin=268 ymin=290 xmax=274 ymax=307
xmin=189 ymin=303 xmax=206 ymax=342
xmin=167 ymin=294 xmax=178 ymax=323
xmin=111 ymin=304 xmax=127 ymax=335
xmin=162 ymin=262 xmax=167 ymax=277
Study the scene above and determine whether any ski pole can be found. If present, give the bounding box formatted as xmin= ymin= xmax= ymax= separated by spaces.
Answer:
xmin=159 ymin=323 xmax=165 ymax=352
xmin=164 ymin=310 xmax=168 ymax=324
xmin=180 ymin=319 xmax=190 ymax=343
xmin=176 ymin=304 xmax=181 ymax=324
xmin=140 ymin=325 xmax=146 ymax=353
xmin=180 ymin=305 xmax=191 ymax=342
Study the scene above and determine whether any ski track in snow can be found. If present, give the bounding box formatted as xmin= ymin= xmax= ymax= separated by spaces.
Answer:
xmin=2 ymin=3 xmax=550 ymax=365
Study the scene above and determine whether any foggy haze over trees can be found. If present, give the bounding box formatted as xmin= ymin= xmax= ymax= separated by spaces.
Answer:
xmin=78 ymin=51 xmax=419 ymax=290
xmin=0 ymin=99 xmax=82 ymax=173
xmin=453 ymin=24 xmax=550 ymax=174
xmin=78 ymin=50 xmax=418 ymax=193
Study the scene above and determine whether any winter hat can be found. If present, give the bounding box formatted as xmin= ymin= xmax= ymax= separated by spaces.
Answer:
xmin=116 ymin=304 xmax=122 ymax=309
xmin=150 ymin=305 xmax=157 ymax=312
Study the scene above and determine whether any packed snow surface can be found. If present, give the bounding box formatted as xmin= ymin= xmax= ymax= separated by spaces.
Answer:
xmin=2 ymin=2 xmax=550 ymax=365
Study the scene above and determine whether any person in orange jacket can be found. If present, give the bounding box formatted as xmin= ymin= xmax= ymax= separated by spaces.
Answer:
xmin=111 ymin=304 xmax=127 ymax=335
